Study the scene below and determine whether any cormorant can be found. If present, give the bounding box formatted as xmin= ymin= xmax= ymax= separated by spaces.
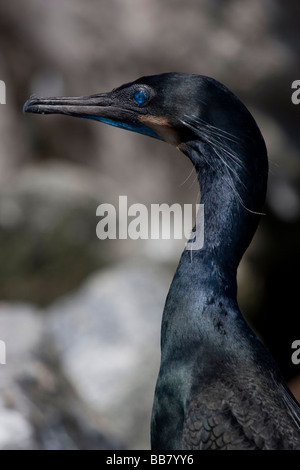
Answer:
xmin=24 ymin=73 xmax=300 ymax=450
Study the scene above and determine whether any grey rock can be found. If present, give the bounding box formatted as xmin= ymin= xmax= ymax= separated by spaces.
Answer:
xmin=46 ymin=261 xmax=172 ymax=449
xmin=0 ymin=301 xmax=123 ymax=449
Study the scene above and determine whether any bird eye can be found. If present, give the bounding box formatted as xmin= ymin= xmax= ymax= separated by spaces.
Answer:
xmin=134 ymin=90 xmax=147 ymax=105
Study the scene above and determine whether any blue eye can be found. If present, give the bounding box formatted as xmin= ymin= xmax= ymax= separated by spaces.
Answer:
xmin=134 ymin=90 xmax=147 ymax=105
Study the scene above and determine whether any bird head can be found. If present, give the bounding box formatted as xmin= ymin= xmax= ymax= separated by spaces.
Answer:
xmin=23 ymin=72 xmax=266 ymax=160
xmin=23 ymin=73 xmax=268 ymax=260
xmin=23 ymin=73 xmax=194 ymax=145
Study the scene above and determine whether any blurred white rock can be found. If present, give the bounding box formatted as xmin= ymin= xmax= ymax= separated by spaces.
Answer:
xmin=46 ymin=260 xmax=172 ymax=449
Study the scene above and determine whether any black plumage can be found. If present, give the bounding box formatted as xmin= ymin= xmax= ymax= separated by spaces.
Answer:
xmin=24 ymin=73 xmax=300 ymax=449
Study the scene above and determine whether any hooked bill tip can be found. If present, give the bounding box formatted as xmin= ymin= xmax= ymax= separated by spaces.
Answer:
xmin=23 ymin=96 xmax=40 ymax=114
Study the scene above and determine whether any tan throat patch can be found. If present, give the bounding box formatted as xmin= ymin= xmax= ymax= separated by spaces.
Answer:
xmin=138 ymin=115 xmax=180 ymax=147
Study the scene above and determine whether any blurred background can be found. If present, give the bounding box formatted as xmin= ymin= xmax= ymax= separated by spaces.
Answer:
xmin=0 ymin=0 xmax=299 ymax=450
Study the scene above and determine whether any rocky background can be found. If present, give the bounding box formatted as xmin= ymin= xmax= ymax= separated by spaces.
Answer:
xmin=0 ymin=0 xmax=300 ymax=449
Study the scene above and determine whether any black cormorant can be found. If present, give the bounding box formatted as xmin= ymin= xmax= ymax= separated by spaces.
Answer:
xmin=24 ymin=73 xmax=300 ymax=449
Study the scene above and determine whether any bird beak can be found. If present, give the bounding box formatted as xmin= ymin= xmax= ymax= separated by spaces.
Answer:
xmin=23 ymin=93 xmax=114 ymax=118
xmin=23 ymin=92 xmax=163 ymax=140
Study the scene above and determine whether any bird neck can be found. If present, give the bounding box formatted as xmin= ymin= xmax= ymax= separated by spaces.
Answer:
xmin=159 ymin=139 xmax=267 ymax=356
xmin=181 ymin=140 xmax=267 ymax=269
